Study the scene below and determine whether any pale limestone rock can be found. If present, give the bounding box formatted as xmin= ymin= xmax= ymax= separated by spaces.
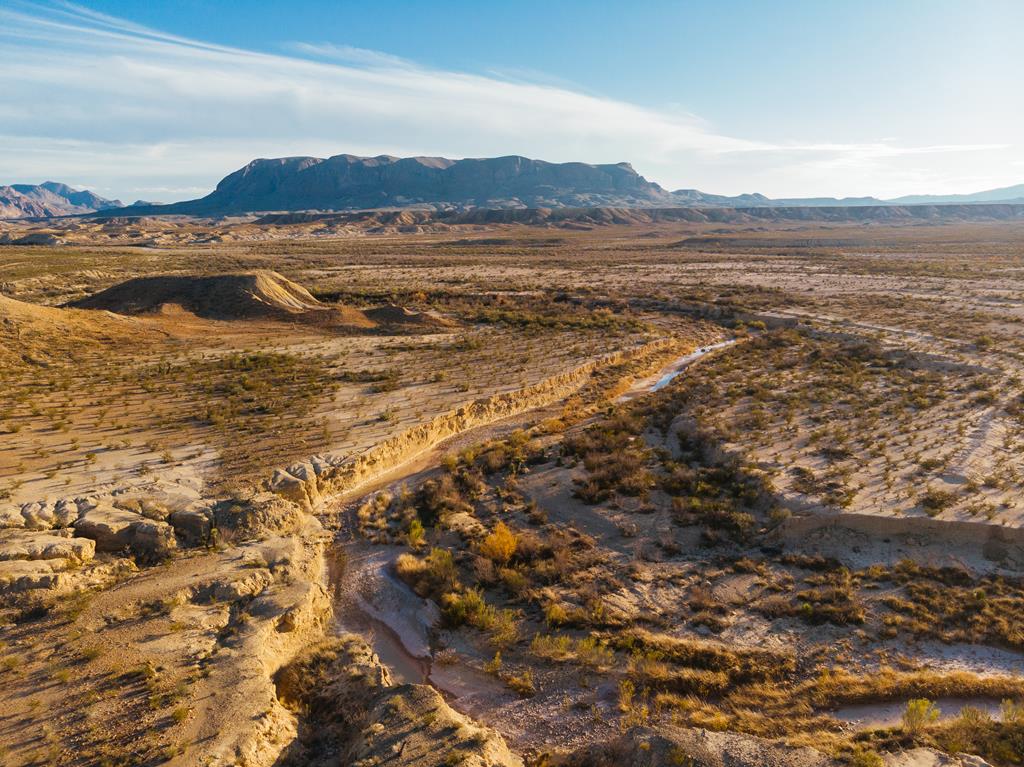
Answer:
xmin=213 ymin=492 xmax=304 ymax=540
xmin=74 ymin=505 xmax=145 ymax=550
xmin=0 ymin=529 xmax=95 ymax=565
xmin=275 ymin=635 xmax=522 ymax=767
xmin=0 ymin=506 xmax=24 ymax=529
xmin=19 ymin=501 xmax=56 ymax=530
xmin=74 ymin=504 xmax=176 ymax=557
xmin=0 ymin=559 xmax=62 ymax=591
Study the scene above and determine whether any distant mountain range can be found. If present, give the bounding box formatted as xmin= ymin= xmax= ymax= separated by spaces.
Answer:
xmin=3 ymin=156 xmax=1024 ymax=219
xmin=886 ymin=184 xmax=1024 ymax=205
xmin=0 ymin=182 xmax=123 ymax=218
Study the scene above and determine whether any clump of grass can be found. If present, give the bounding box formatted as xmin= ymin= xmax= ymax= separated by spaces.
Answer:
xmin=502 ymin=668 xmax=535 ymax=697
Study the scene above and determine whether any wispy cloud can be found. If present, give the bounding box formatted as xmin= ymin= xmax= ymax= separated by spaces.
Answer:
xmin=287 ymin=42 xmax=419 ymax=70
xmin=0 ymin=0 xmax=1014 ymax=200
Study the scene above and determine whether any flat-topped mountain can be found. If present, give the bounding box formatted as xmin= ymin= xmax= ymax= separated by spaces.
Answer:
xmin=117 ymin=154 xmax=675 ymax=215
xmin=0 ymin=181 xmax=123 ymax=218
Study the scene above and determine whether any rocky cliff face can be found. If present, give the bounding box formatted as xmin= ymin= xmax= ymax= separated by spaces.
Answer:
xmin=268 ymin=338 xmax=693 ymax=512
xmin=0 ymin=186 xmax=50 ymax=218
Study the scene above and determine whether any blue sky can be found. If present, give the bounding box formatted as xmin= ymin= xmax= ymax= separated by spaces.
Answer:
xmin=2 ymin=0 xmax=1022 ymax=202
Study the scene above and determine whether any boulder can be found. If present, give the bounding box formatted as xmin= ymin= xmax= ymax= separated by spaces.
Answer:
xmin=74 ymin=505 xmax=143 ymax=550
xmin=0 ymin=506 xmax=24 ymax=529
xmin=209 ymin=569 xmax=274 ymax=603
xmin=444 ymin=511 xmax=486 ymax=539
xmin=213 ymin=493 xmax=304 ymax=540
xmin=74 ymin=505 xmax=176 ymax=557
xmin=309 ymin=455 xmax=337 ymax=477
xmin=132 ymin=519 xmax=177 ymax=558
xmin=270 ymin=467 xmax=317 ymax=510
xmin=169 ymin=508 xmax=212 ymax=544
xmin=53 ymin=498 xmax=80 ymax=527
xmin=19 ymin=501 xmax=57 ymax=530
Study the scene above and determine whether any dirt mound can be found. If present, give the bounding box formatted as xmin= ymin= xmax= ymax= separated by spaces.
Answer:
xmin=69 ymin=270 xmax=375 ymax=326
xmin=364 ymin=303 xmax=457 ymax=328
xmin=0 ymin=293 xmax=135 ymax=367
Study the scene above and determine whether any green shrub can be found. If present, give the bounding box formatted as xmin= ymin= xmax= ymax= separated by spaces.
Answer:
xmin=902 ymin=698 xmax=940 ymax=734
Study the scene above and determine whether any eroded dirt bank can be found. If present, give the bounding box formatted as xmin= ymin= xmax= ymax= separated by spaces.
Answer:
xmin=267 ymin=337 xmax=712 ymax=511
xmin=274 ymin=635 xmax=523 ymax=767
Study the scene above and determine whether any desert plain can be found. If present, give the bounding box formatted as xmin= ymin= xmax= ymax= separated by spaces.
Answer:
xmin=2 ymin=213 xmax=1024 ymax=767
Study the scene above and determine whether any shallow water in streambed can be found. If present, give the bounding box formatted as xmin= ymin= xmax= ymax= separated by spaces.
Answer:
xmin=617 ymin=338 xmax=738 ymax=402
xmin=651 ymin=339 xmax=738 ymax=391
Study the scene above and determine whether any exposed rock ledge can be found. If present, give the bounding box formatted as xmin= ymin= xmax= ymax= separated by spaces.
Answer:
xmin=181 ymin=515 xmax=332 ymax=767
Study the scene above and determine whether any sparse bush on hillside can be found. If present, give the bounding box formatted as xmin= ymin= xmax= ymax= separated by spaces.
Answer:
xmin=479 ymin=521 xmax=518 ymax=565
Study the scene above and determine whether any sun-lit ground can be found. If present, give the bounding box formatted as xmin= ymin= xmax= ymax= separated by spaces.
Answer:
xmin=2 ymin=219 xmax=1024 ymax=766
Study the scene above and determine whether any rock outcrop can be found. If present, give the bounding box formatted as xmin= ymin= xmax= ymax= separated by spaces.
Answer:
xmin=0 ymin=529 xmax=95 ymax=565
xmin=212 ymin=492 xmax=306 ymax=540
xmin=0 ymin=490 xmax=313 ymax=597
xmin=194 ymin=522 xmax=333 ymax=767
xmin=74 ymin=504 xmax=177 ymax=557
xmin=0 ymin=529 xmax=96 ymax=591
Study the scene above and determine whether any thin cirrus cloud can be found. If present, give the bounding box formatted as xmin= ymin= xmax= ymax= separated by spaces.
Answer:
xmin=286 ymin=42 xmax=421 ymax=70
xmin=0 ymin=1 xmax=1011 ymax=202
